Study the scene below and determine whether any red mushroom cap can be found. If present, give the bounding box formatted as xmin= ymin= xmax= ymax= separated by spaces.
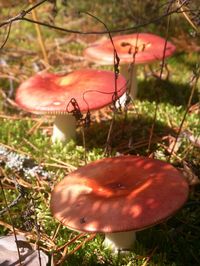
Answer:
xmin=50 ymin=155 xmax=189 ymax=233
xmin=15 ymin=69 xmax=126 ymax=114
xmin=84 ymin=33 xmax=176 ymax=65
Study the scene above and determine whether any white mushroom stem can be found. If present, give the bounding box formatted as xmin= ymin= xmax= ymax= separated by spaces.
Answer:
xmin=120 ymin=64 xmax=138 ymax=100
xmin=104 ymin=231 xmax=136 ymax=253
xmin=52 ymin=114 xmax=76 ymax=143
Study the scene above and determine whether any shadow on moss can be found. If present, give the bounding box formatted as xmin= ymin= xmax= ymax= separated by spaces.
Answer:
xmin=137 ymin=78 xmax=199 ymax=107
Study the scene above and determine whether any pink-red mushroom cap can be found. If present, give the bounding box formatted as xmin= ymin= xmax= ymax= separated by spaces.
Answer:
xmin=15 ymin=69 xmax=127 ymax=114
xmin=84 ymin=33 xmax=176 ymax=65
xmin=50 ymin=155 xmax=189 ymax=233
xmin=84 ymin=33 xmax=175 ymax=102
xmin=15 ymin=69 xmax=127 ymax=143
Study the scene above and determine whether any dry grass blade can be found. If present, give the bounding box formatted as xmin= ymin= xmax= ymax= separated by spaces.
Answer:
xmin=0 ymin=74 xmax=20 ymax=82
xmin=177 ymin=0 xmax=199 ymax=32
xmin=46 ymin=157 xmax=77 ymax=171
xmin=0 ymin=219 xmax=56 ymax=251
xmin=27 ymin=119 xmax=46 ymax=135
xmin=141 ymin=247 xmax=158 ymax=266
xmin=56 ymin=232 xmax=87 ymax=252
xmin=0 ymin=88 xmax=20 ymax=109
xmin=0 ymin=113 xmax=41 ymax=121
xmin=22 ymin=138 xmax=40 ymax=152
xmin=41 ymin=163 xmax=72 ymax=169
xmin=29 ymin=0 xmax=49 ymax=65
xmin=0 ymin=220 xmax=30 ymax=237
xmin=51 ymin=223 xmax=61 ymax=243
xmin=56 ymin=233 xmax=96 ymax=265
xmin=0 ymin=142 xmax=30 ymax=156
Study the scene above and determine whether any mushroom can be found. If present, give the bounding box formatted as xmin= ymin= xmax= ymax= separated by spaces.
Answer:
xmin=84 ymin=33 xmax=176 ymax=101
xmin=15 ymin=69 xmax=126 ymax=142
xmin=50 ymin=155 xmax=189 ymax=252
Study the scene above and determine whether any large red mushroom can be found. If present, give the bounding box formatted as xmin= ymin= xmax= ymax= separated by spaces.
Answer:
xmin=85 ymin=33 xmax=176 ymax=101
xmin=15 ymin=69 xmax=126 ymax=142
xmin=50 ymin=155 xmax=189 ymax=252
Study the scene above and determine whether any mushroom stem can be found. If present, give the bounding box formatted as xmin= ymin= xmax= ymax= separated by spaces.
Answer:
xmin=120 ymin=64 xmax=138 ymax=100
xmin=104 ymin=231 xmax=136 ymax=252
xmin=52 ymin=114 xmax=76 ymax=143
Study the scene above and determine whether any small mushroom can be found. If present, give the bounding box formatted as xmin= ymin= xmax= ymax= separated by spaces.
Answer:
xmin=15 ymin=69 xmax=126 ymax=142
xmin=50 ymin=155 xmax=188 ymax=252
xmin=84 ymin=33 xmax=176 ymax=101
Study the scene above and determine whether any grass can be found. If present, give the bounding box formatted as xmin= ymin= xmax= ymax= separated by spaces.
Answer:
xmin=0 ymin=1 xmax=200 ymax=265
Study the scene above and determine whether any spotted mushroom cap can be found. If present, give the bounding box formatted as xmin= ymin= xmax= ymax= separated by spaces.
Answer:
xmin=84 ymin=33 xmax=176 ymax=65
xmin=15 ymin=69 xmax=126 ymax=114
xmin=50 ymin=155 xmax=189 ymax=233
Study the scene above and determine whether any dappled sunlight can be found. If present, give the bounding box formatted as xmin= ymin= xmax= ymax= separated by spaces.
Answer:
xmin=127 ymin=179 xmax=152 ymax=199
xmin=51 ymin=155 xmax=189 ymax=234
xmin=15 ymin=69 xmax=126 ymax=114
xmin=128 ymin=204 xmax=142 ymax=218
xmin=0 ymin=1 xmax=199 ymax=265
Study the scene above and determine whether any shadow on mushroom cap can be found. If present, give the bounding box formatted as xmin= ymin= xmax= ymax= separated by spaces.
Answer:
xmin=50 ymin=155 xmax=189 ymax=234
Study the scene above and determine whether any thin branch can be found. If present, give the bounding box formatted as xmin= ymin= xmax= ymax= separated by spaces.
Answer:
xmin=0 ymin=171 xmax=23 ymax=266
xmin=0 ymin=22 xmax=12 ymax=50
xmin=147 ymin=1 xmax=173 ymax=154
xmin=0 ymin=1 xmax=194 ymax=36
xmin=168 ymin=68 xmax=200 ymax=161
xmin=177 ymin=0 xmax=199 ymax=32
xmin=0 ymin=193 xmax=22 ymax=216
xmin=25 ymin=0 xmax=48 ymax=14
